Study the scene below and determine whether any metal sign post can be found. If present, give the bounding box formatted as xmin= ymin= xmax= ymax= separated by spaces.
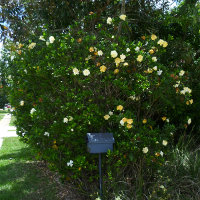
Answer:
xmin=86 ymin=133 xmax=115 ymax=200
xmin=99 ymin=153 xmax=102 ymax=199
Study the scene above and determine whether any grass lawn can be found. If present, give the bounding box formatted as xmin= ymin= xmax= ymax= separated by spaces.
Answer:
xmin=0 ymin=114 xmax=5 ymax=121
xmin=0 ymin=110 xmax=9 ymax=114
xmin=9 ymin=115 xmax=16 ymax=126
xmin=0 ymin=137 xmax=62 ymax=200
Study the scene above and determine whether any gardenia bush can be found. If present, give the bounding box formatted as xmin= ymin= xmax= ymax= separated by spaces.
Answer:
xmin=6 ymin=13 xmax=193 ymax=198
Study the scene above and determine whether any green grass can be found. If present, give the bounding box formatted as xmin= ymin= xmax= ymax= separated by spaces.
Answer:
xmin=9 ymin=115 xmax=16 ymax=126
xmin=0 ymin=114 xmax=5 ymax=121
xmin=0 ymin=137 xmax=59 ymax=200
xmin=0 ymin=110 xmax=9 ymax=114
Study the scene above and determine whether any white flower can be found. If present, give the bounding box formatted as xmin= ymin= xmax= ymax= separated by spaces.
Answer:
xmin=63 ymin=118 xmax=68 ymax=123
xmin=126 ymin=48 xmax=130 ymax=52
xmin=142 ymin=147 xmax=148 ymax=154
xmin=71 ymin=129 xmax=74 ymax=132
xmin=97 ymin=50 xmax=103 ymax=56
xmin=153 ymin=66 xmax=157 ymax=71
xmin=85 ymin=55 xmax=92 ymax=61
xmin=69 ymin=116 xmax=73 ymax=121
xmin=95 ymin=198 xmax=101 ymax=200
xmin=123 ymin=62 xmax=129 ymax=66
xmin=73 ymin=68 xmax=79 ymax=75
xmin=39 ymin=36 xmax=45 ymax=41
xmin=111 ymin=35 xmax=114 ymax=39
xmin=184 ymin=87 xmax=192 ymax=93
xmin=46 ymin=42 xmax=50 ymax=46
xmin=160 ymin=151 xmax=164 ymax=157
xmin=181 ymin=87 xmax=192 ymax=95
xmin=44 ymin=132 xmax=50 ymax=137
xmin=157 ymin=69 xmax=163 ymax=76
xmin=67 ymin=160 xmax=73 ymax=167
xmin=119 ymin=14 xmax=126 ymax=21
xmin=173 ymin=84 xmax=179 ymax=88
xmin=115 ymin=196 xmax=122 ymax=200
xmin=30 ymin=108 xmax=36 ymax=114
xmin=49 ymin=36 xmax=55 ymax=43
xmin=162 ymin=140 xmax=168 ymax=146
xmin=107 ymin=17 xmax=112 ymax=24
xmin=111 ymin=50 xmax=118 ymax=58
xmin=120 ymin=119 xmax=124 ymax=126
xmin=20 ymin=101 xmax=24 ymax=106
xmin=83 ymin=69 xmax=90 ymax=76
xmin=188 ymin=118 xmax=191 ymax=125
xmin=28 ymin=43 xmax=36 ymax=49
xmin=179 ymin=70 xmax=185 ymax=76
xmin=166 ymin=118 xmax=169 ymax=123
xmin=152 ymin=57 xmax=157 ymax=62
xmin=109 ymin=111 xmax=113 ymax=116
xmin=129 ymin=95 xmax=136 ymax=100
xmin=159 ymin=185 xmax=165 ymax=189
xmin=135 ymin=47 xmax=140 ymax=52
xmin=120 ymin=54 xmax=126 ymax=60
xmin=24 ymin=69 xmax=27 ymax=73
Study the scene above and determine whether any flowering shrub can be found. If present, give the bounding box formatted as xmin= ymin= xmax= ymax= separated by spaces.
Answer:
xmin=6 ymin=14 xmax=193 ymax=197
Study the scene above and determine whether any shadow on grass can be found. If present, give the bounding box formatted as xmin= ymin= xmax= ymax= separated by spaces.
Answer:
xmin=0 ymin=147 xmax=57 ymax=200
xmin=0 ymin=147 xmax=34 ymax=161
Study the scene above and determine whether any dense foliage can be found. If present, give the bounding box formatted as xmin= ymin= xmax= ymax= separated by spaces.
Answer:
xmin=1 ymin=0 xmax=200 ymax=199
xmin=3 ymin=11 xmax=194 ymax=198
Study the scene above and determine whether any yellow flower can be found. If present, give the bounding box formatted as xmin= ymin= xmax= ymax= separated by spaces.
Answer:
xmin=137 ymin=55 xmax=143 ymax=62
xmin=18 ymin=43 xmax=24 ymax=48
xmin=151 ymin=34 xmax=157 ymax=40
xmin=186 ymin=101 xmax=190 ymax=105
xmin=104 ymin=114 xmax=110 ymax=120
xmin=144 ymin=68 xmax=153 ymax=73
xmin=189 ymin=99 xmax=193 ymax=104
xmin=115 ymin=57 xmax=121 ymax=65
xmin=122 ymin=117 xmax=128 ymax=122
xmin=126 ymin=124 xmax=132 ymax=129
xmin=117 ymin=105 xmax=123 ymax=111
xmin=155 ymin=152 xmax=160 ymax=157
xmin=53 ymin=140 xmax=56 ymax=144
xmin=141 ymin=36 xmax=146 ymax=40
xmin=28 ymin=42 xmax=36 ymax=49
xmin=149 ymin=49 xmax=154 ymax=54
xmin=162 ymin=116 xmax=167 ymax=121
xmin=89 ymin=47 xmax=94 ymax=52
xmin=52 ymin=144 xmax=58 ymax=150
xmin=100 ymin=65 xmax=107 ymax=72
xmin=96 ymin=62 xmax=101 ymax=66
xmin=114 ymin=69 xmax=119 ymax=74
xmin=143 ymin=119 xmax=147 ymax=124
xmin=163 ymin=41 xmax=168 ymax=47
xmin=127 ymin=119 xmax=133 ymax=124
